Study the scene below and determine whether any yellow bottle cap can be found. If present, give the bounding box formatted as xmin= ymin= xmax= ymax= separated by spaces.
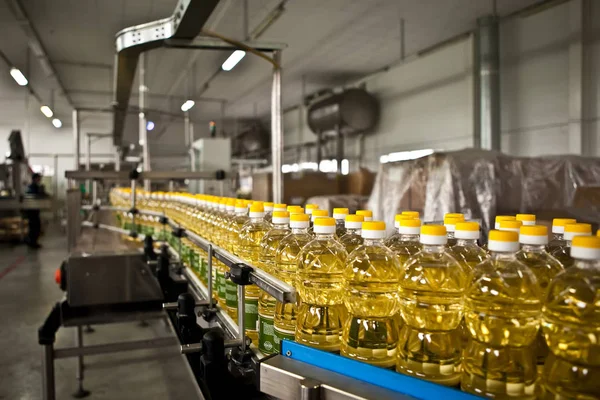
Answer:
xmin=444 ymin=216 xmax=463 ymax=226
xmin=489 ymin=230 xmax=518 ymax=242
xmin=400 ymin=218 xmax=421 ymax=227
xmin=444 ymin=213 xmax=464 ymax=220
xmin=274 ymin=203 xmax=287 ymax=209
xmin=264 ymin=202 xmax=274 ymax=207
xmin=420 ymin=224 xmax=447 ymax=245
xmin=290 ymin=213 xmax=310 ymax=222
xmin=362 ymin=221 xmax=385 ymax=230
xmin=516 ymin=214 xmax=536 ymax=222
xmin=456 ymin=221 xmax=479 ymax=231
xmin=519 ymin=225 xmax=548 ymax=245
xmin=272 ymin=211 xmax=289 ymax=218
xmin=565 ymin=223 xmax=592 ymax=233
xmin=495 ymin=215 xmax=516 ymax=225
xmin=488 ymin=230 xmax=519 ymax=252
xmin=553 ymin=218 xmax=577 ymax=227
xmin=571 ymin=236 xmax=600 ymax=260
xmin=290 ymin=208 xmax=304 ymax=214
xmin=499 ymin=220 xmax=523 ymax=232
xmin=402 ymin=211 xmax=420 ymax=218
xmin=395 ymin=214 xmax=414 ymax=222
xmin=345 ymin=215 xmax=364 ymax=222
xmin=333 ymin=208 xmax=349 ymax=219
xmin=597 ymin=229 xmax=600 ymax=237
xmin=356 ymin=210 xmax=373 ymax=219
xmin=305 ymin=204 xmax=319 ymax=210
xmin=314 ymin=217 xmax=335 ymax=227
xmin=398 ymin=218 xmax=421 ymax=234
xmin=249 ymin=203 xmax=264 ymax=213
xmin=572 ymin=236 xmax=600 ymax=249
xmin=287 ymin=205 xmax=303 ymax=212
xmin=311 ymin=209 xmax=328 ymax=217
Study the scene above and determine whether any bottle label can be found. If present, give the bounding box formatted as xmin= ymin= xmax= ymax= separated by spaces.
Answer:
xmin=190 ymin=252 xmax=199 ymax=272
xmin=274 ymin=325 xmax=295 ymax=350
xmin=245 ymin=296 xmax=259 ymax=332
xmin=200 ymin=257 xmax=207 ymax=281
xmin=217 ymin=270 xmax=226 ymax=300
xmin=212 ymin=267 xmax=218 ymax=294
xmin=225 ymin=280 xmax=238 ymax=308
xmin=258 ymin=313 xmax=276 ymax=354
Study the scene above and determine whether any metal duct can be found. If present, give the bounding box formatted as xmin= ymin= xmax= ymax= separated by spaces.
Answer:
xmin=112 ymin=0 xmax=219 ymax=146
xmin=307 ymin=88 xmax=379 ymax=135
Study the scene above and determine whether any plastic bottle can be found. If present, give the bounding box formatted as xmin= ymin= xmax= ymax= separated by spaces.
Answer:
xmin=273 ymin=213 xmax=312 ymax=350
xmin=385 ymin=217 xmax=421 ymax=266
xmin=305 ymin=204 xmax=319 ymax=219
xmin=296 ymin=217 xmax=347 ymax=352
xmin=536 ymin=236 xmax=600 ymax=399
xmin=223 ymin=200 xmax=249 ymax=314
xmin=516 ymin=213 xmax=536 ymax=226
xmin=516 ymin=225 xmax=564 ymax=366
xmin=449 ymin=221 xmax=487 ymax=271
xmin=397 ymin=225 xmax=468 ymax=385
xmin=267 ymin=203 xmax=287 ymax=224
xmin=355 ymin=209 xmax=373 ymax=221
xmin=550 ymin=223 xmax=592 ymax=268
xmin=462 ymin=230 xmax=542 ymax=398
xmin=341 ymin=221 xmax=401 ymax=367
xmin=333 ymin=208 xmax=349 ymax=237
xmin=444 ymin=214 xmax=464 ymax=247
xmin=237 ymin=202 xmax=270 ymax=343
xmin=257 ymin=211 xmax=291 ymax=354
xmin=546 ymin=218 xmax=576 ymax=254
xmin=339 ymin=215 xmax=364 ymax=254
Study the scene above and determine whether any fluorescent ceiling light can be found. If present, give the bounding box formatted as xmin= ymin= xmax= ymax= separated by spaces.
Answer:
xmin=181 ymin=100 xmax=195 ymax=112
xmin=380 ymin=149 xmax=435 ymax=164
xmin=222 ymin=50 xmax=246 ymax=71
xmin=10 ymin=68 xmax=28 ymax=86
xmin=51 ymin=118 xmax=62 ymax=128
xmin=341 ymin=159 xmax=349 ymax=175
xmin=40 ymin=105 xmax=53 ymax=118
xmin=146 ymin=121 xmax=155 ymax=131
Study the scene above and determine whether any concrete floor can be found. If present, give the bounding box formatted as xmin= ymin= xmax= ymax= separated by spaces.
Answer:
xmin=0 ymin=225 xmax=201 ymax=400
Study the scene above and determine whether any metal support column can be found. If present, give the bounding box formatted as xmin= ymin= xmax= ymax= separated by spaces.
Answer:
xmin=114 ymin=147 xmax=121 ymax=172
xmin=271 ymin=51 xmax=283 ymax=203
xmin=72 ymin=109 xmax=80 ymax=171
xmin=73 ymin=326 xmax=89 ymax=397
xmin=42 ymin=344 xmax=55 ymax=400
xmin=139 ymin=53 xmax=150 ymax=191
xmin=86 ymin=134 xmax=92 ymax=194
xmin=474 ymin=15 xmax=500 ymax=151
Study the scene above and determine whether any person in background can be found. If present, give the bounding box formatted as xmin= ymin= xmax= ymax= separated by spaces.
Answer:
xmin=24 ymin=172 xmax=46 ymax=249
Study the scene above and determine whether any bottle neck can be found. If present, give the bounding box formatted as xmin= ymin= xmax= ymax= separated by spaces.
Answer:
xmin=490 ymin=250 xmax=517 ymax=261
xmin=552 ymin=232 xmax=563 ymax=241
xmin=250 ymin=215 xmax=264 ymax=223
xmin=345 ymin=227 xmax=361 ymax=235
xmin=291 ymin=227 xmax=309 ymax=234
xmin=521 ymin=244 xmax=546 ymax=253
xmin=447 ymin=231 xmax=455 ymax=239
xmin=364 ymin=238 xmax=384 ymax=246
xmin=573 ymin=258 xmax=600 ymax=270
xmin=273 ymin=222 xmax=289 ymax=229
xmin=421 ymin=243 xmax=446 ymax=253
xmin=455 ymin=238 xmax=478 ymax=246
xmin=400 ymin=233 xmax=419 ymax=242
xmin=316 ymin=232 xmax=335 ymax=240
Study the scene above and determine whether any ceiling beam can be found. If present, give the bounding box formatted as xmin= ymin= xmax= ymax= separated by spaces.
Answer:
xmin=6 ymin=0 xmax=74 ymax=108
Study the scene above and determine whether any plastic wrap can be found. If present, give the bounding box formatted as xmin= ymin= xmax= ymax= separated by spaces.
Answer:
xmin=367 ymin=149 xmax=600 ymax=233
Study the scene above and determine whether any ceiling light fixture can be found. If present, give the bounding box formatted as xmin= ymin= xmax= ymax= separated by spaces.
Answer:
xmin=51 ymin=118 xmax=62 ymax=128
xmin=146 ymin=121 xmax=155 ymax=131
xmin=40 ymin=105 xmax=53 ymax=118
xmin=221 ymin=50 xmax=246 ymax=71
xmin=181 ymin=100 xmax=195 ymax=112
xmin=9 ymin=68 xmax=28 ymax=86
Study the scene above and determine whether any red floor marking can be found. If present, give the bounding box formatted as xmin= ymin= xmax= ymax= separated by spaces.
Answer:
xmin=0 ymin=256 xmax=26 ymax=281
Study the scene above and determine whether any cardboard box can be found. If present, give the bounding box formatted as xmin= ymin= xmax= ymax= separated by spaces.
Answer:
xmin=252 ymin=172 xmax=342 ymax=205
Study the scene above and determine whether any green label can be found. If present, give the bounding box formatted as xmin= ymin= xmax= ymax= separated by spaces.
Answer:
xmin=274 ymin=325 xmax=295 ymax=351
xmin=200 ymin=257 xmax=207 ymax=281
xmin=258 ymin=313 xmax=276 ymax=354
xmin=217 ymin=271 xmax=226 ymax=300
xmin=212 ymin=268 xmax=218 ymax=293
xmin=225 ymin=280 xmax=238 ymax=308
xmin=190 ymin=252 xmax=199 ymax=272
xmin=124 ymin=222 xmax=132 ymax=231
xmin=245 ymin=297 xmax=259 ymax=332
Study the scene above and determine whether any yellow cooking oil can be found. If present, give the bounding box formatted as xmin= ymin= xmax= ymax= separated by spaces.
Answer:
xmin=516 ymin=225 xmax=564 ymax=366
xmin=223 ymin=200 xmax=250 ymax=316
xmin=339 ymin=215 xmax=364 ymax=254
xmin=550 ymin=222 xmax=591 ymax=268
xmin=443 ymin=213 xmax=464 ymax=247
xmin=385 ymin=216 xmax=421 ymax=266
xmin=257 ymin=211 xmax=291 ymax=355
xmin=462 ymin=230 xmax=542 ymax=399
xmin=214 ymin=199 xmax=234 ymax=308
xmin=333 ymin=208 xmax=349 ymax=238
xmin=355 ymin=209 xmax=373 ymax=221
xmin=536 ymin=236 xmax=600 ymax=399
xmin=341 ymin=221 xmax=401 ymax=368
xmin=449 ymin=221 xmax=487 ymax=271
xmin=296 ymin=217 xmax=347 ymax=352
xmin=273 ymin=213 xmax=312 ymax=351
xmin=237 ymin=202 xmax=269 ymax=343
xmin=547 ymin=218 xmax=576 ymax=254
xmin=397 ymin=224 xmax=468 ymax=386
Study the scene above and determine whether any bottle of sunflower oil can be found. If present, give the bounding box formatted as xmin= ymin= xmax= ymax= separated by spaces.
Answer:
xmin=263 ymin=202 xmax=275 ymax=223
xmin=265 ymin=203 xmax=287 ymax=224
xmin=547 ymin=218 xmax=576 ymax=253
xmin=449 ymin=221 xmax=487 ymax=271
xmin=339 ymin=215 xmax=364 ymax=254
xmin=516 ymin=225 xmax=564 ymax=366
xmin=516 ymin=213 xmax=536 ymax=226
xmin=341 ymin=221 xmax=401 ymax=368
xmin=536 ymin=236 xmax=600 ymax=399
xmin=308 ymin=209 xmax=328 ymax=234
xmin=462 ymin=230 xmax=541 ymax=398
xmin=444 ymin=213 xmax=464 ymax=247
xmin=223 ymin=200 xmax=249 ymax=315
xmin=237 ymin=202 xmax=270 ymax=343
xmin=384 ymin=214 xmax=414 ymax=249
xmin=333 ymin=208 xmax=349 ymax=237
xmin=550 ymin=223 xmax=591 ymax=268
xmin=273 ymin=213 xmax=312 ymax=351
xmin=355 ymin=209 xmax=373 ymax=221
xmin=257 ymin=211 xmax=291 ymax=354
xmin=296 ymin=217 xmax=347 ymax=352
xmin=397 ymin=224 xmax=468 ymax=385
xmin=385 ymin=217 xmax=421 ymax=266
xmin=305 ymin=204 xmax=319 ymax=219
xmin=215 ymin=199 xmax=235 ymax=307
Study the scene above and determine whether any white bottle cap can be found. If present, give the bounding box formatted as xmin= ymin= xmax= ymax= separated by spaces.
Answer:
xmin=361 ymin=221 xmax=386 ymax=239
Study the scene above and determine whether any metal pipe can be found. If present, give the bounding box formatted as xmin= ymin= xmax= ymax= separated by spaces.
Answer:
xmin=139 ymin=53 xmax=150 ymax=191
xmin=237 ymin=284 xmax=246 ymax=354
xmin=86 ymin=134 xmax=92 ymax=194
xmin=75 ymin=326 xmax=85 ymax=393
xmin=72 ymin=109 xmax=80 ymax=170
xmin=474 ymin=15 xmax=500 ymax=151
xmin=271 ymin=50 xmax=283 ymax=203
xmin=42 ymin=344 xmax=55 ymax=400
xmin=189 ymin=122 xmax=196 ymax=172
xmin=207 ymin=244 xmax=213 ymax=306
